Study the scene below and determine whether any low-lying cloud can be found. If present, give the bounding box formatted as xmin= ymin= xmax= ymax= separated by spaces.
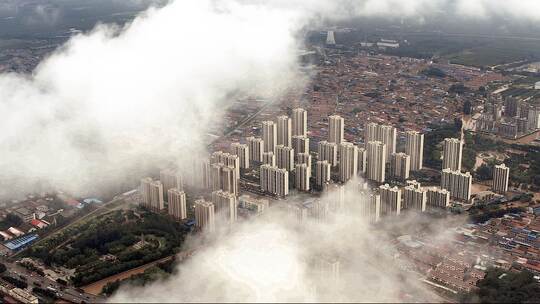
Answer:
xmin=0 ymin=0 xmax=302 ymax=199
xmin=109 ymin=180 xmax=452 ymax=302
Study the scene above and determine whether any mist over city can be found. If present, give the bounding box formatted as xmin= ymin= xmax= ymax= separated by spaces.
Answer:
xmin=0 ymin=0 xmax=539 ymax=303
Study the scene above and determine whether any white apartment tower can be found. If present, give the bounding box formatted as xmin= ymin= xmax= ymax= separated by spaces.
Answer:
xmin=275 ymin=168 xmax=289 ymax=197
xmin=262 ymin=121 xmax=277 ymax=153
xmin=338 ymin=142 xmax=358 ymax=183
xmin=260 ymin=165 xmax=289 ymax=197
xmin=441 ymin=168 xmax=472 ymax=201
xmin=140 ymin=177 xmax=153 ymax=207
xmin=359 ymin=193 xmax=381 ymax=223
xmin=149 ymin=180 xmax=165 ymax=211
xmin=426 ymin=187 xmax=451 ymax=209
xmin=390 ymin=152 xmax=410 ymax=180
xmin=277 ymin=115 xmax=292 ymax=147
xmin=194 ymin=199 xmax=215 ymax=232
xmin=292 ymin=135 xmax=310 ymax=155
xmin=442 ymin=138 xmax=463 ymax=171
xmin=211 ymin=163 xmax=224 ymax=191
xmin=292 ymin=108 xmax=308 ymax=136
xmin=160 ymin=169 xmax=183 ymax=200
xmin=364 ymin=122 xmax=379 ymax=143
xmin=493 ymin=164 xmax=510 ymax=194
xmin=262 ymin=152 xmax=276 ymax=167
xmin=318 ymin=141 xmax=338 ymax=167
xmin=276 ymin=145 xmax=295 ymax=171
xmin=358 ymin=147 xmax=367 ymax=174
xmin=366 ymin=141 xmax=387 ymax=183
xmin=405 ymin=131 xmax=424 ymax=171
xmin=316 ymin=160 xmax=331 ymax=188
xmin=211 ymin=190 xmax=237 ymax=223
xmin=365 ymin=123 xmax=396 ymax=162
xmin=403 ymin=182 xmax=427 ymax=212
xmin=297 ymin=152 xmax=312 ymax=169
xmin=167 ymin=188 xmax=187 ymax=220
xmin=247 ymin=137 xmax=264 ymax=163
xmin=231 ymin=142 xmax=250 ymax=169
xmin=221 ymin=166 xmax=238 ymax=196
xmin=328 ymin=115 xmax=344 ymax=144
xmin=380 ymin=184 xmax=401 ymax=216
xmin=295 ymin=163 xmax=311 ymax=192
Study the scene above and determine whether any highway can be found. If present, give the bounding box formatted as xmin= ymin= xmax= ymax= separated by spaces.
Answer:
xmin=1 ymin=260 xmax=104 ymax=303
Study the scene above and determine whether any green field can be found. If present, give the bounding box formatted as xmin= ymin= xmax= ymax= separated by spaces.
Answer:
xmin=444 ymin=39 xmax=540 ymax=67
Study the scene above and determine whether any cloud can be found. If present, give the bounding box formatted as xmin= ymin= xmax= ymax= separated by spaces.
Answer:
xmin=0 ymin=0 xmax=303 ymax=199
xmin=2 ymin=0 xmax=540 ymax=199
xmin=109 ymin=180 xmax=446 ymax=302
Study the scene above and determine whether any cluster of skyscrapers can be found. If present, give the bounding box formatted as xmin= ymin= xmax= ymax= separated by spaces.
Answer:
xmin=139 ymin=107 xmax=513 ymax=231
xmin=477 ymin=97 xmax=540 ymax=139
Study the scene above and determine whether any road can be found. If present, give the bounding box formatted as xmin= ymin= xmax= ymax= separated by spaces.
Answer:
xmin=208 ymin=98 xmax=276 ymax=148
xmin=0 ymin=260 xmax=104 ymax=303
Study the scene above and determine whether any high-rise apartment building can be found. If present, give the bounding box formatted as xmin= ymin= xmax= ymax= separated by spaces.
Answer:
xmin=140 ymin=177 xmax=153 ymax=207
xmin=160 ymin=169 xmax=183 ymax=201
xmin=211 ymin=190 xmax=237 ymax=223
xmin=276 ymin=145 xmax=295 ymax=171
xmin=364 ymin=122 xmax=379 ymax=143
xmin=149 ymin=180 xmax=165 ymax=211
xmin=292 ymin=135 xmax=310 ymax=155
xmin=247 ymin=137 xmax=264 ymax=163
xmin=231 ymin=142 xmax=250 ymax=169
xmin=328 ymin=115 xmax=344 ymax=144
xmin=441 ymin=168 xmax=472 ymax=201
xmin=277 ymin=115 xmax=292 ymax=147
xmin=316 ymin=160 xmax=331 ymax=188
xmin=379 ymin=125 xmax=397 ymax=161
xmin=359 ymin=194 xmax=381 ymax=223
xmin=221 ymin=166 xmax=238 ymax=196
xmin=194 ymin=199 xmax=215 ymax=232
xmin=167 ymin=188 xmax=187 ymax=220
xmin=275 ymin=168 xmax=289 ymax=197
xmin=338 ymin=142 xmax=358 ymax=183
xmin=405 ymin=131 xmax=424 ymax=171
xmin=426 ymin=187 xmax=451 ymax=209
xmin=390 ymin=152 xmax=410 ymax=180
xmin=211 ymin=163 xmax=223 ymax=191
xmin=201 ymin=160 xmax=211 ymax=189
xmin=364 ymin=123 xmax=396 ymax=162
xmin=262 ymin=152 xmax=276 ymax=166
xmin=295 ymin=163 xmax=311 ymax=191
xmin=224 ymin=153 xmax=240 ymax=180
xmin=442 ymin=138 xmax=463 ymax=171
xmin=292 ymin=108 xmax=307 ymax=136
xmin=297 ymin=152 xmax=312 ymax=169
xmin=380 ymin=184 xmax=401 ymax=216
xmin=366 ymin=141 xmax=386 ymax=183
xmin=260 ymin=165 xmax=289 ymax=197
xmin=318 ymin=141 xmax=338 ymax=166
xmin=504 ymin=97 xmax=520 ymax=117
xmin=403 ymin=182 xmax=427 ymax=212
xmin=262 ymin=121 xmax=277 ymax=153
xmin=358 ymin=147 xmax=367 ymax=174
xmin=493 ymin=163 xmax=510 ymax=194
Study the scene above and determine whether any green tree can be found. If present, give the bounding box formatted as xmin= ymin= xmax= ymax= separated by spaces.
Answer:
xmin=475 ymin=164 xmax=493 ymax=181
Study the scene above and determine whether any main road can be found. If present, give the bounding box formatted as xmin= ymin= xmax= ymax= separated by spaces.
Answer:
xmin=1 ymin=259 xmax=104 ymax=303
